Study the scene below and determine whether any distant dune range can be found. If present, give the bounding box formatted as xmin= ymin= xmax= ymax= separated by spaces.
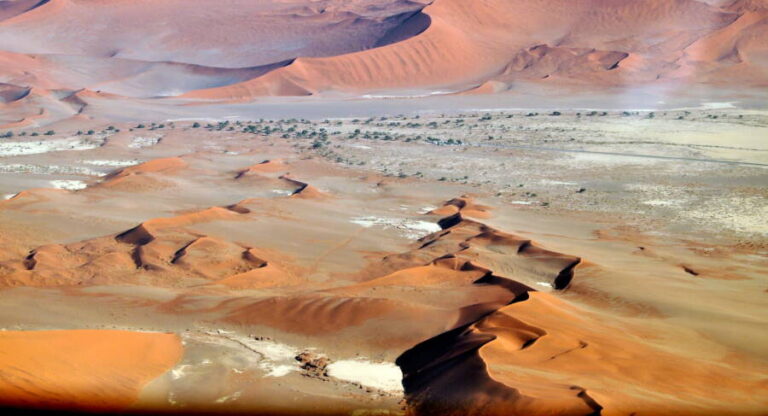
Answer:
xmin=0 ymin=0 xmax=767 ymax=125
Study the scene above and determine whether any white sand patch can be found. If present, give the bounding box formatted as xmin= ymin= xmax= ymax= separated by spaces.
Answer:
xmin=215 ymin=391 xmax=242 ymax=403
xmin=0 ymin=137 xmax=103 ymax=157
xmin=81 ymin=159 xmax=140 ymax=167
xmin=176 ymin=332 xmax=303 ymax=380
xmin=0 ymin=164 xmax=105 ymax=176
xmin=683 ymin=196 xmax=768 ymax=236
xmin=208 ymin=332 xmax=302 ymax=378
xmin=361 ymin=90 xmax=456 ymax=99
xmin=701 ymin=101 xmax=736 ymax=109
xmin=510 ymin=200 xmax=534 ymax=205
xmin=326 ymin=360 xmax=403 ymax=392
xmin=643 ymin=199 xmax=681 ymax=207
xmin=50 ymin=180 xmax=87 ymax=190
xmin=351 ymin=216 xmax=441 ymax=239
xmin=625 ymin=183 xmax=673 ymax=193
xmin=3 ymin=194 xmax=16 ymax=200
xmin=539 ymin=179 xmax=577 ymax=186
xmin=170 ymin=364 xmax=193 ymax=380
xmin=272 ymin=189 xmax=293 ymax=196
xmin=266 ymin=365 xmax=295 ymax=377
xmin=570 ymin=152 xmax=660 ymax=165
xmin=166 ymin=118 xmax=221 ymax=123
xmin=128 ymin=136 xmax=162 ymax=149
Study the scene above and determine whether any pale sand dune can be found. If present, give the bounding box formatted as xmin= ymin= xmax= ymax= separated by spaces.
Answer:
xmin=0 ymin=330 xmax=182 ymax=411
xmin=0 ymin=0 xmax=766 ymax=127
xmin=183 ymin=0 xmax=768 ymax=100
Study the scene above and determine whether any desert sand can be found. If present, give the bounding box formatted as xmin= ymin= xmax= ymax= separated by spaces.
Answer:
xmin=0 ymin=329 xmax=182 ymax=411
xmin=0 ymin=0 xmax=767 ymax=415
xmin=0 ymin=109 xmax=765 ymax=414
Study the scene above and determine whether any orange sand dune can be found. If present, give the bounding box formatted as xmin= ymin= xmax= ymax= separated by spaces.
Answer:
xmin=0 ymin=330 xmax=182 ymax=412
xmin=429 ymin=196 xmax=491 ymax=219
xmin=184 ymin=0 xmax=762 ymax=100
xmin=0 ymin=0 xmax=763 ymax=111
xmin=117 ymin=206 xmax=243 ymax=244
xmin=213 ymin=261 xmax=300 ymax=290
xmin=170 ymin=236 xmax=265 ymax=280
xmin=99 ymin=157 xmax=187 ymax=190
xmin=398 ymin=290 xmax=768 ymax=416
xmin=0 ymin=204 xmax=253 ymax=286
xmin=0 ymin=188 xmax=68 ymax=208
xmin=0 ymin=0 xmax=430 ymax=106
xmin=480 ymin=293 xmax=768 ymax=415
xmin=223 ymin=294 xmax=431 ymax=335
xmin=279 ymin=174 xmax=328 ymax=199
xmin=234 ymin=159 xmax=288 ymax=179
xmin=0 ymin=0 xmax=428 ymax=68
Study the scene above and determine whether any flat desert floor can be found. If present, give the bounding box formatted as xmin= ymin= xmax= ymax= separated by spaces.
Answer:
xmin=0 ymin=108 xmax=766 ymax=415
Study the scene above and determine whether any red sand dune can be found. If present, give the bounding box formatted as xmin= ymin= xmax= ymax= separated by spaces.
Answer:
xmin=234 ymin=159 xmax=288 ymax=179
xmin=0 ymin=329 xmax=182 ymax=412
xmin=398 ymin=290 xmax=768 ymax=415
xmin=0 ymin=0 xmax=764 ymax=121
xmin=99 ymin=157 xmax=188 ymax=190
xmin=279 ymin=174 xmax=329 ymax=199
xmin=0 ymin=203 xmax=254 ymax=286
xmin=429 ymin=196 xmax=492 ymax=219
xmin=184 ymin=0 xmax=768 ymax=100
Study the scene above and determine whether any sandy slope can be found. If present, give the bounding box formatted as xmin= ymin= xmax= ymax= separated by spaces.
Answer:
xmin=0 ymin=329 xmax=182 ymax=411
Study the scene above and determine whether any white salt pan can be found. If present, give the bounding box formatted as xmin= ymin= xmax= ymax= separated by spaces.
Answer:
xmin=326 ymin=360 xmax=403 ymax=392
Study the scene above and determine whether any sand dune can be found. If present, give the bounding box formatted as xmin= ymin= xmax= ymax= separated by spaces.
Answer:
xmin=0 ymin=0 xmax=431 ymax=113
xmin=183 ymin=0 xmax=766 ymax=100
xmin=0 ymin=201 xmax=253 ymax=286
xmin=0 ymin=0 xmax=763 ymax=125
xmin=398 ymin=270 xmax=768 ymax=415
xmin=0 ymin=329 xmax=182 ymax=412
xmin=234 ymin=159 xmax=288 ymax=178
xmin=98 ymin=157 xmax=187 ymax=190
